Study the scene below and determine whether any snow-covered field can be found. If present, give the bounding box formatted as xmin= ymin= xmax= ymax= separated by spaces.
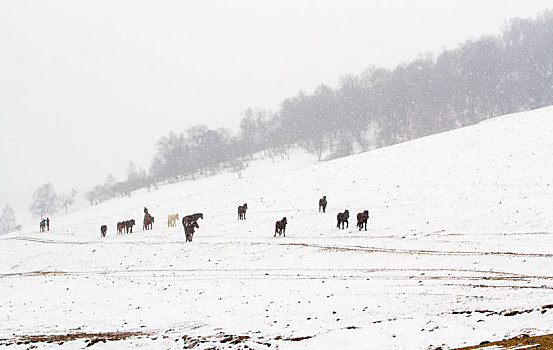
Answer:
xmin=2 ymin=107 xmax=553 ymax=349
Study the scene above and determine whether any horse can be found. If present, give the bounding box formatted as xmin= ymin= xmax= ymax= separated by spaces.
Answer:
xmin=182 ymin=213 xmax=203 ymax=227
xmin=143 ymin=215 xmax=154 ymax=230
xmin=117 ymin=222 xmax=124 ymax=235
xmin=167 ymin=214 xmax=179 ymax=227
xmin=39 ymin=220 xmax=46 ymax=232
xmin=238 ymin=203 xmax=248 ymax=220
xmin=125 ymin=219 xmax=136 ymax=233
xmin=100 ymin=225 xmax=107 ymax=237
xmin=319 ymin=196 xmax=327 ymax=213
xmin=356 ymin=210 xmax=369 ymax=231
xmin=274 ymin=217 xmax=287 ymax=237
xmin=184 ymin=221 xmax=199 ymax=242
xmin=337 ymin=210 xmax=349 ymax=229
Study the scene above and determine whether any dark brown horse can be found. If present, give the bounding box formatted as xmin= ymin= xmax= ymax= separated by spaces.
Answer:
xmin=274 ymin=217 xmax=287 ymax=237
xmin=117 ymin=222 xmax=124 ymax=234
xmin=238 ymin=203 xmax=248 ymax=220
xmin=337 ymin=210 xmax=349 ymax=229
xmin=100 ymin=225 xmax=107 ymax=237
xmin=356 ymin=210 xmax=369 ymax=231
xmin=184 ymin=221 xmax=199 ymax=242
xmin=125 ymin=219 xmax=136 ymax=233
xmin=39 ymin=220 xmax=46 ymax=232
xmin=319 ymin=196 xmax=327 ymax=213
xmin=182 ymin=213 xmax=203 ymax=227
xmin=143 ymin=214 xmax=154 ymax=230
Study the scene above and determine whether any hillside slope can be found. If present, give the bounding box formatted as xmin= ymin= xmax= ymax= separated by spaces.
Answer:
xmin=2 ymin=106 xmax=553 ymax=349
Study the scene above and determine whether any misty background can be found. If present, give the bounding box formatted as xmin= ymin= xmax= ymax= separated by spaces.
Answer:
xmin=1 ymin=0 xmax=552 ymax=228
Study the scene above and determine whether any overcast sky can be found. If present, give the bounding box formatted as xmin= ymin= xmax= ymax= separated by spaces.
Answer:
xmin=1 ymin=0 xmax=552 ymax=222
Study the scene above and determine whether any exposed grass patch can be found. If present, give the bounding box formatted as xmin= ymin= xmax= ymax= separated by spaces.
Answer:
xmin=453 ymin=333 xmax=553 ymax=349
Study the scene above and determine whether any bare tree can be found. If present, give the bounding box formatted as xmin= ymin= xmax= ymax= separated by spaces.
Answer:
xmin=0 ymin=204 xmax=18 ymax=234
xmin=84 ymin=190 xmax=95 ymax=206
xmin=303 ymin=134 xmax=330 ymax=161
xmin=59 ymin=189 xmax=77 ymax=214
xmin=29 ymin=183 xmax=58 ymax=219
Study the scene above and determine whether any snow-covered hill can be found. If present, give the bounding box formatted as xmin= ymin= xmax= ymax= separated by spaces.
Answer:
xmin=2 ymin=106 xmax=553 ymax=349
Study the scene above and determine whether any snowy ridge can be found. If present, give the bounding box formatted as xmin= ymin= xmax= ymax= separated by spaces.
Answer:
xmin=1 ymin=106 xmax=553 ymax=349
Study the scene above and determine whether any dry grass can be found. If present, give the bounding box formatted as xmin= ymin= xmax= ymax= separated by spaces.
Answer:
xmin=0 ymin=331 xmax=151 ymax=347
xmin=454 ymin=333 xmax=553 ymax=349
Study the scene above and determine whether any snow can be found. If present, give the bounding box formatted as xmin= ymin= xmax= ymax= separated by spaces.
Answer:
xmin=2 ymin=106 xmax=553 ymax=349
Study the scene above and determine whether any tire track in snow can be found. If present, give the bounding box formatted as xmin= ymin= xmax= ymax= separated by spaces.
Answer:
xmin=279 ymin=242 xmax=553 ymax=258
xmin=2 ymin=267 xmax=551 ymax=284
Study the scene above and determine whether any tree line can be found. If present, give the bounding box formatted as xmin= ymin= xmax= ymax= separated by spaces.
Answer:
xmin=1 ymin=183 xmax=79 ymax=234
xmin=82 ymin=11 xmax=553 ymax=203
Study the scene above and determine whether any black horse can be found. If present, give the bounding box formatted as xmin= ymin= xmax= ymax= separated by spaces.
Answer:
xmin=274 ymin=217 xmax=287 ymax=237
xmin=125 ymin=219 xmax=136 ymax=233
xmin=337 ymin=210 xmax=349 ymax=229
xmin=238 ymin=203 xmax=248 ymax=220
xmin=319 ymin=196 xmax=327 ymax=213
xmin=184 ymin=221 xmax=199 ymax=242
xmin=356 ymin=210 xmax=369 ymax=231
xmin=100 ymin=225 xmax=107 ymax=237
xmin=182 ymin=213 xmax=204 ymax=227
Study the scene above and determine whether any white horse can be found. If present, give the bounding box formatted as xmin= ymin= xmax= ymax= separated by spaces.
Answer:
xmin=167 ymin=214 xmax=179 ymax=227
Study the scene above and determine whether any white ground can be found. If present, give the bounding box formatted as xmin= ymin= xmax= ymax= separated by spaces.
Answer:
xmin=2 ymin=107 xmax=553 ymax=349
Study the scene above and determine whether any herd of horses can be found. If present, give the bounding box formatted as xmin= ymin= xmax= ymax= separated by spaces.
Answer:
xmin=110 ymin=209 xmax=204 ymax=241
xmin=116 ymin=219 xmax=136 ymax=234
xmin=92 ymin=196 xmax=369 ymax=241
xmin=39 ymin=196 xmax=369 ymax=241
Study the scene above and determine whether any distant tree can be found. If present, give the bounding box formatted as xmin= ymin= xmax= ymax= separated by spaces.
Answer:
xmin=84 ymin=190 xmax=95 ymax=206
xmin=116 ymin=182 xmax=131 ymax=198
xmin=149 ymin=156 xmax=165 ymax=188
xmin=91 ymin=184 xmax=106 ymax=203
xmin=230 ymin=159 xmax=245 ymax=178
xmin=125 ymin=161 xmax=147 ymax=192
xmin=303 ymin=134 xmax=330 ymax=161
xmin=330 ymin=133 xmax=354 ymax=159
xmin=145 ymin=175 xmax=158 ymax=192
xmin=104 ymin=174 xmax=118 ymax=198
xmin=126 ymin=161 xmax=138 ymax=186
xmin=59 ymin=189 xmax=77 ymax=214
xmin=0 ymin=204 xmax=18 ymax=234
xmin=29 ymin=183 xmax=58 ymax=219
